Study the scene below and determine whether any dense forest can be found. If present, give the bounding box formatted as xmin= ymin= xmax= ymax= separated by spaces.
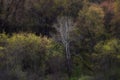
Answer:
xmin=0 ymin=0 xmax=120 ymax=80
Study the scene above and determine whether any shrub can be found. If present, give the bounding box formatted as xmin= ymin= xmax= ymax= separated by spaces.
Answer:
xmin=0 ymin=33 xmax=66 ymax=80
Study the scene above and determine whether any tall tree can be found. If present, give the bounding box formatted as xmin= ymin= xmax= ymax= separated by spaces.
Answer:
xmin=77 ymin=4 xmax=105 ymax=52
xmin=53 ymin=16 xmax=75 ymax=77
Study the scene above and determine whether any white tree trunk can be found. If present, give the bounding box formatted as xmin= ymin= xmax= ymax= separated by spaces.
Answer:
xmin=53 ymin=16 xmax=74 ymax=76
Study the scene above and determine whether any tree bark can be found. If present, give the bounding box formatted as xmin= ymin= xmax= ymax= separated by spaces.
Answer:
xmin=65 ymin=42 xmax=71 ymax=77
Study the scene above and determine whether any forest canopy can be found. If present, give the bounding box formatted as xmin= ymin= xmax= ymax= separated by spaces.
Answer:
xmin=0 ymin=0 xmax=120 ymax=80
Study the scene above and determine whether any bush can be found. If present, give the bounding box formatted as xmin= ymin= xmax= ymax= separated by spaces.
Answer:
xmin=0 ymin=33 xmax=66 ymax=80
xmin=92 ymin=38 xmax=120 ymax=80
xmin=4 ymin=33 xmax=53 ymax=80
xmin=0 ymin=33 xmax=8 ymax=69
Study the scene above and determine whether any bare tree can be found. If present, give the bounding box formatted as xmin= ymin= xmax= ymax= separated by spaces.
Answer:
xmin=53 ymin=16 xmax=75 ymax=77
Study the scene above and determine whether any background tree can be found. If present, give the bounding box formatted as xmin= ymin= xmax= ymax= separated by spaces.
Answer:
xmin=77 ymin=3 xmax=105 ymax=53
xmin=110 ymin=0 xmax=120 ymax=38
xmin=92 ymin=38 xmax=120 ymax=80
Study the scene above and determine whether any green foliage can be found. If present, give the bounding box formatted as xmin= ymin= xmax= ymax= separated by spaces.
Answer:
xmin=78 ymin=4 xmax=105 ymax=36
xmin=75 ymin=3 xmax=105 ymax=56
xmin=0 ymin=33 xmax=8 ymax=67
xmin=95 ymin=38 xmax=120 ymax=54
xmin=72 ymin=55 xmax=85 ymax=77
xmin=68 ymin=76 xmax=93 ymax=80
xmin=92 ymin=38 xmax=120 ymax=79
xmin=0 ymin=0 xmax=120 ymax=80
xmin=0 ymin=33 xmax=8 ymax=46
xmin=47 ymin=41 xmax=64 ymax=57
xmin=114 ymin=0 xmax=120 ymax=13
xmin=4 ymin=33 xmax=52 ymax=79
xmin=109 ymin=0 xmax=120 ymax=38
xmin=79 ymin=76 xmax=93 ymax=80
xmin=0 ymin=33 xmax=67 ymax=80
